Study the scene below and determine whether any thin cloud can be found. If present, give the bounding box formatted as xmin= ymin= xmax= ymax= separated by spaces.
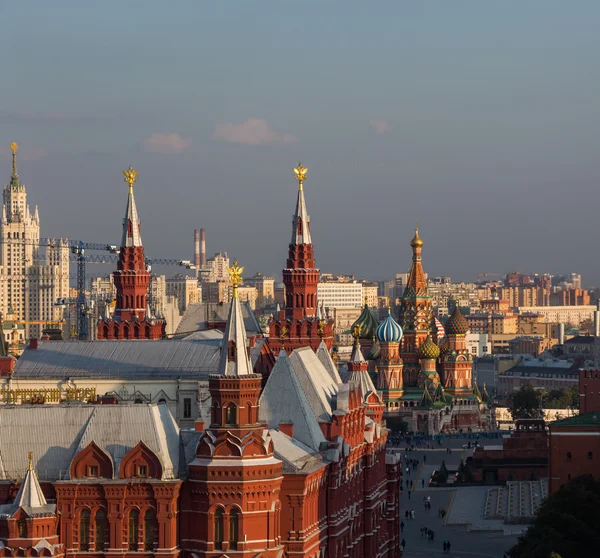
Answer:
xmin=212 ymin=118 xmax=296 ymax=146
xmin=369 ymin=120 xmax=390 ymax=134
xmin=143 ymin=133 xmax=192 ymax=154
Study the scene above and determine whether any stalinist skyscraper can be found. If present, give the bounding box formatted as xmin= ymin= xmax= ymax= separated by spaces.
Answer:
xmin=0 ymin=142 xmax=69 ymax=339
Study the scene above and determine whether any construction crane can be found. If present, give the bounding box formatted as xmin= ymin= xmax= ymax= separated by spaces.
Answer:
xmin=476 ymin=272 xmax=501 ymax=282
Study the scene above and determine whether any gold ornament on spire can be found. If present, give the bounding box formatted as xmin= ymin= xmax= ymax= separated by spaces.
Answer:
xmin=10 ymin=142 xmax=18 ymax=178
xmin=10 ymin=142 xmax=18 ymax=154
xmin=411 ymin=221 xmax=424 ymax=249
xmin=228 ymin=260 xmax=244 ymax=298
xmin=293 ymin=162 xmax=308 ymax=191
xmin=352 ymin=323 xmax=363 ymax=341
xmin=122 ymin=165 xmax=139 ymax=194
xmin=279 ymin=325 xmax=289 ymax=349
xmin=27 ymin=451 xmax=33 ymax=471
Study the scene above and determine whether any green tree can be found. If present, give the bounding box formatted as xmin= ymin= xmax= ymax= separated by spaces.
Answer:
xmin=385 ymin=416 xmax=409 ymax=434
xmin=509 ymin=475 xmax=600 ymax=558
xmin=508 ymin=384 xmax=542 ymax=420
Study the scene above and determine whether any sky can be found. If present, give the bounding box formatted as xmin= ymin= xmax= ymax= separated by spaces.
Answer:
xmin=2 ymin=1 xmax=600 ymax=286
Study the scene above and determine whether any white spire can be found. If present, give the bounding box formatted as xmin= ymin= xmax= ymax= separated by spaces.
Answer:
xmin=218 ymin=261 xmax=253 ymax=377
xmin=14 ymin=455 xmax=47 ymax=510
xmin=291 ymin=163 xmax=312 ymax=245
xmin=349 ymin=340 xmax=366 ymax=364
xmin=121 ymin=166 xmax=143 ymax=248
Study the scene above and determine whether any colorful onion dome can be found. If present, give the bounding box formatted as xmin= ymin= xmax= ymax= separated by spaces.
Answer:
xmin=410 ymin=227 xmax=424 ymax=248
xmin=418 ymin=334 xmax=440 ymax=360
xmin=376 ymin=310 xmax=403 ymax=343
xmin=445 ymin=306 xmax=468 ymax=335
xmin=351 ymin=303 xmax=379 ymax=340
xmin=366 ymin=338 xmax=381 ymax=360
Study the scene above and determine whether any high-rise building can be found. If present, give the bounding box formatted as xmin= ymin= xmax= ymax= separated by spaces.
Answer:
xmin=244 ymin=272 xmax=275 ymax=308
xmin=317 ymin=277 xmax=363 ymax=309
xmin=0 ymin=143 xmax=69 ymax=339
xmin=96 ymin=166 xmax=165 ymax=340
xmin=268 ymin=164 xmax=334 ymax=354
xmin=198 ymin=252 xmax=229 ymax=283
xmin=166 ymin=273 xmax=200 ymax=313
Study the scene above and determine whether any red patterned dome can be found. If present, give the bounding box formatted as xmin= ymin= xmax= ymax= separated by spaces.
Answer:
xmin=445 ymin=307 xmax=468 ymax=335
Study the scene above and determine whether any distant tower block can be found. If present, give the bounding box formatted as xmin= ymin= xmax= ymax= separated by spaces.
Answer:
xmin=200 ymin=228 xmax=206 ymax=266
xmin=194 ymin=229 xmax=200 ymax=278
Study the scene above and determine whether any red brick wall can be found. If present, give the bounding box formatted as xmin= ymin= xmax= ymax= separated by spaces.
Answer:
xmin=580 ymin=370 xmax=600 ymax=414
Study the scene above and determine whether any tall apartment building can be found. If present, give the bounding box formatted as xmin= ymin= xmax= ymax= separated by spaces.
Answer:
xmin=244 ymin=272 xmax=275 ymax=308
xmin=317 ymin=278 xmax=363 ymax=309
xmin=0 ymin=143 xmax=69 ymax=339
xmin=550 ymin=288 xmax=590 ymax=306
xmin=166 ymin=273 xmax=200 ymax=313
xmin=198 ymin=252 xmax=229 ymax=283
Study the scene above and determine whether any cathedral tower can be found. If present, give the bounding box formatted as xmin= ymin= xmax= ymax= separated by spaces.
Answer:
xmin=97 ymin=167 xmax=165 ymax=340
xmin=183 ymin=261 xmax=284 ymax=557
xmin=268 ymin=164 xmax=333 ymax=354
xmin=400 ymin=227 xmax=433 ymax=386
xmin=441 ymin=306 xmax=473 ymax=394
xmin=375 ymin=311 xmax=404 ymax=408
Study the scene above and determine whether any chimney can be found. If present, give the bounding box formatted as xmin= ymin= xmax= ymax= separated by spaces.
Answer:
xmin=558 ymin=322 xmax=565 ymax=345
xmin=279 ymin=422 xmax=294 ymax=438
xmin=201 ymin=228 xmax=206 ymax=267
xmin=29 ymin=339 xmax=39 ymax=350
xmin=195 ymin=419 xmax=205 ymax=432
xmin=194 ymin=229 xmax=200 ymax=278
xmin=594 ymin=311 xmax=600 ymax=338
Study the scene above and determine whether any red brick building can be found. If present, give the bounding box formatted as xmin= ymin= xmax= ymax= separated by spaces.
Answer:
xmin=466 ymin=419 xmax=549 ymax=483
xmin=268 ymin=165 xmax=334 ymax=355
xmin=97 ymin=167 xmax=165 ymax=340
xmin=548 ymin=368 xmax=600 ymax=494
xmin=0 ymin=263 xmax=401 ymax=558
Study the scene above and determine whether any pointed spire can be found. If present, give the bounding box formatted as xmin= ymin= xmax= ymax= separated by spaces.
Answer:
xmin=218 ymin=261 xmax=253 ymax=377
xmin=349 ymin=335 xmax=366 ymax=364
xmin=9 ymin=142 xmax=20 ymax=189
xmin=34 ymin=205 xmax=39 ymax=222
xmin=405 ymin=224 xmax=427 ymax=294
xmin=121 ymin=166 xmax=142 ymax=247
xmin=13 ymin=453 xmax=47 ymax=510
xmin=291 ymin=163 xmax=312 ymax=245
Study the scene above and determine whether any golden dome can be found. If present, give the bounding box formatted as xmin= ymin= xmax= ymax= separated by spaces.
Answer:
xmin=410 ymin=227 xmax=423 ymax=248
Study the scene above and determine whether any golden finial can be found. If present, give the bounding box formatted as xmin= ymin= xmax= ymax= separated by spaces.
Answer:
xmin=10 ymin=142 xmax=18 ymax=155
xmin=27 ymin=452 xmax=33 ymax=471
xmin=317 ymin=320 xmax=325 ymax=339
xmin=279 ymin=325 xmax=289 ymax=349
xmin=228 ymin=260 xmax=244 ymax=299
xmin=293 ymin=162 xmax=308 ymax=191
xmin=352 ymin=324 xmax=363 ymax=341
xmin=122 ymin=165 xmax=139 ymax=194
xmin=10 ymin=142 xmax=18 ymax=178
xmin=410 ymin=222 xmax=423 ymax=249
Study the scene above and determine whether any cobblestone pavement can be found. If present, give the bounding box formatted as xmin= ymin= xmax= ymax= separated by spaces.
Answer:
xmin=395 ymin=443 xmax=520 ymax=558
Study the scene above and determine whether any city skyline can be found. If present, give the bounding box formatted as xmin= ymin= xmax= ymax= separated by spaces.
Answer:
xmin=3 ymin=2 xmax=600 ymax=283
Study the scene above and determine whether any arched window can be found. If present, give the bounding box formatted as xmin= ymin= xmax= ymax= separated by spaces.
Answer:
xmin=18 ymin=519 xmax=26 ymax=538
xmin=229 ymin=508 xmax=239 ymax=549
xmin=80 ymin=509 xmax=90 ymax=551
xmin=144 ymin=509 xmax=157 ymax=551
xmin=226 ymin=403 xmax=236 ymax=425
xmin=95 ymin=510 xmax=107 ymax=551
xmin=128 ymin=509 xmax=139 ymax=551
xmin=214 ymin=508 xmax=224 ymax=550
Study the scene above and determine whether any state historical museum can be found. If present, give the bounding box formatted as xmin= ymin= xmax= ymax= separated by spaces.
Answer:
xmin=0 ymin=166 xmax=401 ymax=558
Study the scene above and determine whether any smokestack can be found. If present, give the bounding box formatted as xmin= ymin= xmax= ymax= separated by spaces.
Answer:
xmin=194 ymin=229 xmax=200 ymax=278
xmin=558 ymin=322 xmax=565 ymax=345
xmin=200 ymin=228 xmax=206 ymax=267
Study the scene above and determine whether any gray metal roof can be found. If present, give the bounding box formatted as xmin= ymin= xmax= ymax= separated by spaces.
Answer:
xmin=0 ymin=403 xmax=181 ymax=481
xmin=13 ymin=339 xmax=222 ymax=380
xmin=174 ymin=301 xmax=261 ymax=337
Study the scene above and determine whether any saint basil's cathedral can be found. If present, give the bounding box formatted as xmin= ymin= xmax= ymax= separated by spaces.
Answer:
xmin=351 ymin=230 xmax=487 ymax=433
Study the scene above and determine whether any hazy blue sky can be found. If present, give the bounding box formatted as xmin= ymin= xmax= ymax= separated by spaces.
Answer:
xmin=2 ymin=1 xmax=600 ymax=285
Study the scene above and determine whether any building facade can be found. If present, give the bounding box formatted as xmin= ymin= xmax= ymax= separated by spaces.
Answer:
xmin=0 ymin=142 xmax=69 ymax=339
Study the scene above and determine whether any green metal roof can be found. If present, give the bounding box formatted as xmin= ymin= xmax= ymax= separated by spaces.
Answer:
xmin=551 ymin=412 xmax=600 ymax=428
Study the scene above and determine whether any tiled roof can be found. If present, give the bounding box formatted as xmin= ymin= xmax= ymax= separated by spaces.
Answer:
xmin=13 ymin=339 xmax=221 ymax=380
xmin=564 ymin=335 xmax=595 ymax=345
xmin=0 ymin=404 xmax=181 ymax=481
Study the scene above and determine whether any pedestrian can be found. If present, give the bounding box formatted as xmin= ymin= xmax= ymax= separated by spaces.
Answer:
xmin=447 ymin=541 xmax=451 ymax=552
xmin=400 ymin=520 xmax=404 ymax=532
xmin=411 ymin=509 xmax=415 ymax=519
xmin=401 ymin=538 xmax=406 ymax=549
xmin=443 ymin=541 xmax=447 ymax=553
xmin=431 ymin=530 xmax=435 ymax=541
xmin=405 ymin=510 xmax=409 ymax=519
xmin=408 ymin=490 xmax=411 ymax=500
xmin=422 ymin=479 xmax=425 ymax=488
xmin=423 ymin=454 xmax=427 ymax=464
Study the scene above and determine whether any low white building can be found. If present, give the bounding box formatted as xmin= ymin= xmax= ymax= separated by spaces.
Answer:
xmin=317 ymin=280 xmax=362 ymax=309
